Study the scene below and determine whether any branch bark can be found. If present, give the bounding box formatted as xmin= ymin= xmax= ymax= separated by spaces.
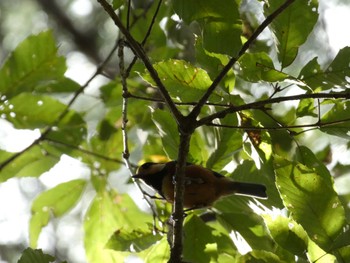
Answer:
xmin=169 ymin=132 xmax=191 ymax=263
xmin=197 ymin=92 xmax=350 ymax=127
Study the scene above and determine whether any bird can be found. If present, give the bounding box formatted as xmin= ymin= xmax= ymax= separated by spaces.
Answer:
xmin=133 ymin=161 xmax=267 ymax=209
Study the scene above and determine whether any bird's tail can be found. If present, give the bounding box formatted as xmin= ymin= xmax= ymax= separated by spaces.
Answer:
xmin=224 ymin=181 xmax=267 ymax=199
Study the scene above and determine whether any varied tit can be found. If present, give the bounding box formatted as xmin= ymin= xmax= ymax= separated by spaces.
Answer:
xmin=133 ymin=161 xmax=267 ymax=209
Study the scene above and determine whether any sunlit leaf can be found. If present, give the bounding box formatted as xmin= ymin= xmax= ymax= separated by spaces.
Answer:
xmin=296 ymin=98 xmax=317 ymax=117
xmin=266 ymin=0 xmax=318 ymax=68
xmin=152 ymin=109 xmax=179 ymax=159
xmin=206 ymin=115 xmax=243 ymax=170
xmin=275 ymin=157 xmax=346 ymax=251
xmin=140 ymin=59 xmax=212 ymax=101
xmin=84 ymin=119 xmax=123 ymax=174
xmin=32 ymin=179 xmax=86 ymax=216
xmin=300 ymin=48 xmax=350 ymax=91
xmin=141 ymin=237 xmax=170 ymax=263
xmin=30 ymin=179 xmax=86 ymax=247
xmin=2 ymin=93 xmax=86 ymax=145
xmin=320 ymin=100 xmax=350 ymax=139
xmin=29 ymin=210 xmax=50 ymax=248
xmin=217 ymin=212 xmax=273 ymax=251
xmin=0 ymin=31 xmax=66 ymax=99
xmin=84 ymin=191 xmax=151 ymax=263
xmin=238 ymin=52 xmax=288 ymax=82
xmin=263 ymin=215 xmax=308 ymax=256
xmin=0 ymin=146 xmax=59 ymax=183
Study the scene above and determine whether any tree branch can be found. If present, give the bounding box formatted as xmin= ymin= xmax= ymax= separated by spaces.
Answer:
xmin=119 ymin=40 xmax=160 ymax=228
xmin=169 ymin=133 xmax=191 ymax=263
xmin=197 ymin=92 xmax=350 ymax=127
xmin=96 ymin=0 xmax=183 ymax=123
xmin=206 ymin=117 xmax=350 ymax=132
xmin=188 ymin=0 xmax=296 ymax=120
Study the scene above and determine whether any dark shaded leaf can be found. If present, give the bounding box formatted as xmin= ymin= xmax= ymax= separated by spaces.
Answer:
xmin=266 ymin=0 xmax=318 ymax=68
xmin=106 ymin=229 xmax=162 ymax=252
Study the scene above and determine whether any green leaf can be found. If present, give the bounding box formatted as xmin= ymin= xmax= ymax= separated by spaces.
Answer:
xmin=32 ymin=179 xmax=86 ymax=216
xmin=30 ymin=179 xmax=86 ymax=247
xmin=84 ymin=191 xmax=151 ymax=263
xmin=2 ymin=93 xmax=86 ymax=145
xmin=0 ymin=146 xmax=59 ymax=183
xmin=173 ymin=0 xmax=239 ymax=24
xmin=266 ymin=0 xmax=318 ymax=68
xmin=206 ymin=116 xmax=243 ymax=171
xmin=217 ymin=212 xmax=273 ymax=251
xmin=275 ymin=157 xmax=346 ymax=250
xmin=238 ymin=52 xmax=288 ymax=82
xmin=106 ymin=229 xmax=162 ymax=252
xmin=84 ymin=119 xmax=123 ymax=175
xmin=173 ymin=0 xmax=242 ymax=56
xmin=152 ymin=109 xmax=179 ymax=159
xmin=296 ymin=98 xmax=317 ymax=117
xmin=140 ymin=59 xmax=212 ymax=101
xmin=18 ymin=248 xmax=55 ymax=263
xmin=34 ymin=77 xmax=80 ymax=93
xmin=189 ymin=130 xmax=209 ymax=163
xmin=195 ymin=37 xmax=231 ymax=78
xmin=320 ymin=100 xmax=350 ymax=139
xmin=296 ymin=146 xmax=333 ymax=186
xmin=307 ymin=239 xmax=337 ymax=263
xmin=263 ymin=215 xmax=308 ymax=256
xmin=29 ymin=210 xmax=50 ymax=248
xmin=239 ymin=250 xmax=286 ymax=263
xmin=112 ymin=0 xmax=123 ymax=9
xmin=152 ymin=109 xmax=203 ymax=161
xmin=0 ymin=31 xmax=66 ymax=99
xmin=202 ymin=19 xmax=242 ymax=56
xmin=100 ymin=81 xmax=123 ymax=107
xmin=183 ymin=214 xmax=216 ymax=263
xmin=299 ymin=48 xmax=350 ymax=91
xmin=141 ymin=237 xmax=170 ymax=263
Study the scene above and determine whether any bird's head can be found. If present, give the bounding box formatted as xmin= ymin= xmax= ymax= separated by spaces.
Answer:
xmin=132 ymin=162 xmax=167 ymax=180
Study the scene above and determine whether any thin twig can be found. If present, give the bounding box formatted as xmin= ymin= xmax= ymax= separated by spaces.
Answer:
xmin=125 ymin=0 xmax=163 ymax=77
xmin=96 ymin=0 xmax=183 ymax=123
xmin=119 ymin=40 xmax=160 ymax=226
xmin=207 ymin=116 xmax=350 ymax=133
xmin=197 ymin=92 xmax=350 ymax=126
xmin=45 ymin=137 xmax=126 ymax=165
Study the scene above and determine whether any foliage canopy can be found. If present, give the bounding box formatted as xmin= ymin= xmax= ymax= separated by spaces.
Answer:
xmin=0 ymin=0 xmax=350 ymax=262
